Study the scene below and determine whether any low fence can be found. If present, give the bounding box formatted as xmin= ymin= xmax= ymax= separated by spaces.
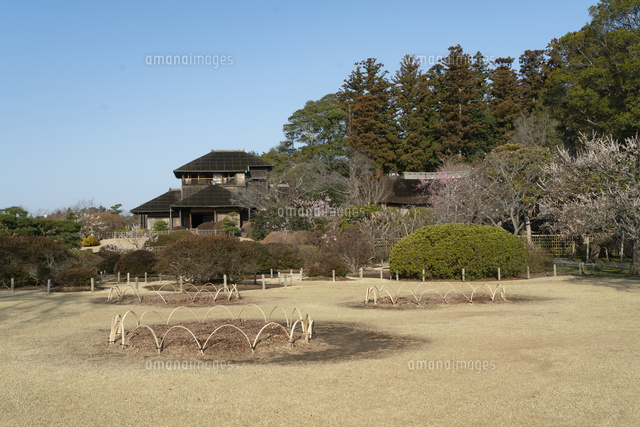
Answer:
xmin=518 ymin=235 xmax=576 ymax=256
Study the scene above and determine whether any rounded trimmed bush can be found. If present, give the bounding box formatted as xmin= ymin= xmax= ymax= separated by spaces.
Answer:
xmin=114 ymin=249 xmax=157 ymax=276
xmin=389 ymin=223 xmax=526 ymax=280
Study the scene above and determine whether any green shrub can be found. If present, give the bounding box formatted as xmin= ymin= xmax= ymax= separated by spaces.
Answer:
xmin=81 ymin=235 xmax=99 ymax=247
xmin=146 ymin=230 xmax=193 ymax=248
xmin=56 ymin=268 xmax=99 ymax=287
xmin=389 ymin=223 xmax=526 ymax=280
xmin=113 ymin=250 xmax=157 ymax=276
xmin=151 ymin=220 xmax=170 ymax=231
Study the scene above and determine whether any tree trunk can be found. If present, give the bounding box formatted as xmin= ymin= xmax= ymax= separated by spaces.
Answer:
xmin=629 ymin=239 xmax=640 ymax=275
xmin=525 ymin=215 xmax=532 ymax=244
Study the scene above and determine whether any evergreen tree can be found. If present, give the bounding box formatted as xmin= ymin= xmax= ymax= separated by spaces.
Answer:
xmin=544 ymin=0 xmax=640 ymax=144
xmin=338 ymin=58 xmax=399 ymax=172
xmin=518 ymin=49 xmax=548 ymax=112
xmin=431 ymin=45 xmax=498 ymax=161
xmin=489 ymin=57 xmax=523 ymax=142
xmin=391 ymin=55 xmax=440 ymax=171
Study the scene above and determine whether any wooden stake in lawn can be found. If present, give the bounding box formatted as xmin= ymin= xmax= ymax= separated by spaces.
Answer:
xmin=127 ymin=273 xmax=130 ymax=285
xmin=554 ymin=264 xmax=557 ymax=277
xmin=332 ymin=270 xmax=335 ymax=282
xmin=10 ymin=278 xmax=14 ymax=292
xmin=179 ymin=276 xmax=183 ymax=291
xmin=359 ymin=267 xmax=363 ymax=280
xmin=261 ymin=274 xmax=265 ymax=290
xmin=422 ymin=269 xmax=425 ymax=282
xmin=117 ymin=272 xmax=120 ymax=284
xmin=300 ymin=268 xmax=303 ymax=282
xmin=91 ymin=278 xmax=95 ymax=292
xmin=462 ymin=268 xmax=465 ymax=282
xmin=145 ymin=272 xmax=148 ymax=284
xmin=224 ymin=275 xmax=227 ymax=287
xmin=380 ymin=265 xmax=383 ymax=279
xmin=396 ymin=272 xmax=399 ymax=282
xmin=270 ymin=268 xmax=273 ymax=279
xmin=135 ymin=277 xmax=139 ymax=292
xmin=498 ymin=268 xmax=501 ymax=282
xmin=47 ymin=279 xmax=51 ymax=295
xmin=159 ymin=274 xmax=163 ymax=284
xmin=527 ymin=266 xmax=530 ymax=280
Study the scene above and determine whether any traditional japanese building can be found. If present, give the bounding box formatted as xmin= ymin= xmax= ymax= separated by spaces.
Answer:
xmin=131 ymin=150 xmax=272 ymax=230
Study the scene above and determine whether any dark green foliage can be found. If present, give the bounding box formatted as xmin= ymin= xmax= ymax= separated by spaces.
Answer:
xmin=56 ymin=268 xmax=99 ymax=287
xmin=146 ymin=230 xmax=193 ymax=247
xmin=544 ymin=0 xmax=640 ymax=145
xmin=113 ymin=250 xmax=157 ymax=276
xmin=282 ymin=93 xmax=349 ymax=172
xmin=0 ymin=214 xmax=81 ymax=248
xmin=151 ymin=220 xmax=170 ymax=231
xmin=221 ymin=213 xmax=240 ymax=236
xmin=389 ymin=223 xmax=527 ymax=280
xmin=0 ymin=235 xmax=70 ymax=286
xmin=339 ymin=58 xmax=400 ymax=172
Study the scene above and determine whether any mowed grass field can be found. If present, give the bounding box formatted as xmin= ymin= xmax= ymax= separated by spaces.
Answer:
xmin=1 ymin=275 xmax=639 ymax=426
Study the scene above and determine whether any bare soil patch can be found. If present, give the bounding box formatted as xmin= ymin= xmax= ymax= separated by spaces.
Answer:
xmin=101 ymin=319 xmax=421 ymax=364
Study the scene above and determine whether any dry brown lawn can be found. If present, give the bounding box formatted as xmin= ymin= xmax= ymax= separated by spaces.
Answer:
xmin=1 ymin=275 xmax=639 ymax=426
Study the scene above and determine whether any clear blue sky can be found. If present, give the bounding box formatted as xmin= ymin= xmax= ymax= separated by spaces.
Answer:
xmin=0 ymin=0 xmax=596 ymax=215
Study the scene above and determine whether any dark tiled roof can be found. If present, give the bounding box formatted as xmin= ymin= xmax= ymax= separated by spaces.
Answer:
xmin=171 ymin=185 xmax=238 ymax=208
xmin=384 ymin=178 xmax=427 ymax=206
xmin=130 ymin=189 xmax=181 ymax=213
xmin=173 ymin=151 xmax=272 ymax=177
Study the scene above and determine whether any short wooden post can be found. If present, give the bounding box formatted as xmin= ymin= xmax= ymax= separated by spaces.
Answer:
xmin=261 ymin=274 xmax=265 ymax=290
xmin=144 ymin=272 xmax=148 ymax=283
xmin=462 ymin=268 xmax=465 ymax=282
xmin=179 ymin=275 xmax=183 ymax=290
xmin=527 ymin=266 xmax=530 ymax=280
xmin=10 ymin=278 xmax=14 ymax=292
xmin=159 ymin=274 xmax=163 ymax=284
xmin=127 ymin=272 xmax=130 ymax=285
xmin=497 ymin=268 xmax=501 ymax=282
xmin=91 ymin=278 xmax=95 ymax=292
xmin=380 ymin=266 xmax=383 ymax=279
xmin=332 ymin=270 xmax=335 ymax=282
xmin=553 ymin=264 xmax=557 ymax=277
xmin=278 ymin=271 xmax=281 ymax=285
xmin=289 ymin=270 xmax=293 ymax=280
xmin=117 ymin=272 xmax=120 ymax=283
xmin=395 ymin=272 xmax=399 ymax=281
xmin=300 ymin=268 xmax=303 ymax=282
xmin=135 ymin=277 xmax=139 ymax=292
xmin=359 ymin=267 xmax=363 ymax=280
xmin=223 ymin=275 xmax=227 ymax=287
xmin=422 ymin=269 xmax=425 ymax=282
xmin=270 ymin=268 xmax=273 ymax=279
xmin=290 ymin=274 xmax=293 ymax=286
xmin=47 ymin=279 xmax=51 ymax=295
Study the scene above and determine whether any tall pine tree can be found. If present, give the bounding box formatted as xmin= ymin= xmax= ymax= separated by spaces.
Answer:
xmin=391 ymin=55 xmax=440 ymax=171
xmin=338 ymin=58 xmax=399 ymax=172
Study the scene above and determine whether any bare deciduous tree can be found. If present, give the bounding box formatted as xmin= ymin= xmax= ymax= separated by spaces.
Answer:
xmin=542 ymin=134 xmax=640 ymax=273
